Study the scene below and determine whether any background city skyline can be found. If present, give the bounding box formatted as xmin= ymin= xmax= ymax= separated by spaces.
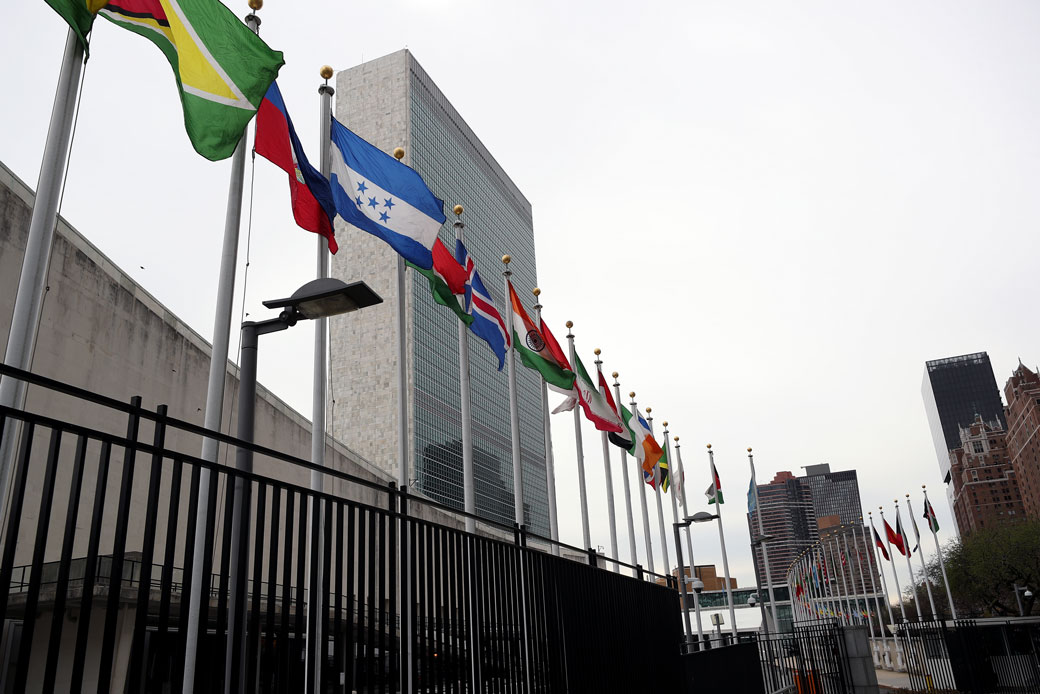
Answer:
xmin=3 ymin=1 xmax=1040 ymax=586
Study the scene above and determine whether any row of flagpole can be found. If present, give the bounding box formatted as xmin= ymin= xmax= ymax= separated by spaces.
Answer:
xmin=785 ymin=487 xmax=957 ymax=670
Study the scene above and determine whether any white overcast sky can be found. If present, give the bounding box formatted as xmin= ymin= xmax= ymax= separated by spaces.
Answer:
xmin=3 ymin=1 xmax=1040 ymax=588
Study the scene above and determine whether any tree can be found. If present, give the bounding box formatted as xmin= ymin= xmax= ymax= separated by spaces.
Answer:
xmin=904 ymin=519 xmax=1040 ymax=618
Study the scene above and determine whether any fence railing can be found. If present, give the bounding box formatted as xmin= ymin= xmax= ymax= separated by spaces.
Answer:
xmin=0 ymin=364 xmax=684 ymax=693
xmin=897 ymin=617 xmax=1040 ymax=693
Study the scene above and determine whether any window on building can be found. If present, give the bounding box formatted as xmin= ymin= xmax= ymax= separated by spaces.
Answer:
xmin=973 ymin=442 xmax=985 ymax=453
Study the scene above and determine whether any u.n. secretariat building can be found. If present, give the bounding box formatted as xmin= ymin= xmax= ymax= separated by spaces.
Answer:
xmin=329 ymin=50 xmax=550 ymax=534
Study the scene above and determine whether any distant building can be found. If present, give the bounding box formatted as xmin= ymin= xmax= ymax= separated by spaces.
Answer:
xmin=749 ymin=464 xmax=880 ymax=605
xmin=922 ymin=353 xmax=1007 ymax=517
xmin=1004 ymin=362 xmax=1040 ymax=519
xmin=662 ymin=565 xmax=737 ymax=591
xmin=331 ymin=50 xmax=550 ymax=533
xmin=948 ymin=415 xmax=1024 ymax=534
xmin=750 ymin=471 xmax=817 ymax=590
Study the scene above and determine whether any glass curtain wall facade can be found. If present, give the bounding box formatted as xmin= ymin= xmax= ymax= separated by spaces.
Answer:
xmin=333 ymin=50 xmax=549 ymax=534
xmin=922 ymin=352 xmax=1006 ymax=485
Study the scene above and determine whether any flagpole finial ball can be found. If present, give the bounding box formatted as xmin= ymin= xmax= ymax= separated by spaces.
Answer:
xmin=393 ymin=147 xmax=405 ymax=160
xmin=532 ymin=287 xmax=540 ymax=296
xmin=629 ymin=391 xmax=635 ymax=398
xmin=747 ymin=447 xmax=752 ymax=452
xmin=453 ymin=204 xmax=464 ymax=216
xmin=594 ymin=348 xmax=601 ymax=355
xmin=662 ymin=420 xmax=667 ymax=427
xmin=645 ymin=407 xmax=651 ymax=414
xmin=566 ymin=320 xmax=573 ymax=328
xmin=502 ymin=254 xmax=511 ymax=264
xmin=612 ymin=371 xmax=618 ymax=378
xmin=706 ymin=443 xmax=712 ymax=449
xmin=320 ymin=65 xmax=334 ymax=80
xmin=248 ymin=0 xmax=262 ymax=10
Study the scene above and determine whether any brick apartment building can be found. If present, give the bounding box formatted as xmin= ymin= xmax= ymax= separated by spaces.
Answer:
xmin=948 ymin=414 xmax=1025 ymax=533
xmin=1004 ymin=362 xmax=1040 ymax=519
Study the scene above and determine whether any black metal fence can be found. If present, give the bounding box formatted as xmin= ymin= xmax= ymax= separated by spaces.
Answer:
xmin=897 ymin=618 xmax=1040 ymax=693
xmin=0 ymin=365 xmax=683 ymax=693
xmin=757 ymin=620 xmax=853 ymax=694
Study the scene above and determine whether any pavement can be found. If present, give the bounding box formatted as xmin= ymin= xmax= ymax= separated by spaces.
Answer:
xmin=874 ymin=667 xmax=912 ymax=691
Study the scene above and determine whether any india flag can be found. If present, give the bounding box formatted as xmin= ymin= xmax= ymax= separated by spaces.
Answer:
xmin=507 ymin=282 xmax=574 ymax=390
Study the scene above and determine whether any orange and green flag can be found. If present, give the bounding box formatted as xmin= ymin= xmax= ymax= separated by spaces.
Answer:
xmin=44 ymin=0 xmax=283 ymax=160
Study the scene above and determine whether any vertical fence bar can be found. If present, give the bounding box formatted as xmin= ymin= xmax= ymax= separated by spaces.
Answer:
xmin=399 ymin=490 xmax=411 ymax=694
xmin=378 ymin=507 xmax=387 ymax=694
xmin=157 ymin=455 xmax=184 ymax=646
xmin=128 ymin=404 xmax=168 ymax=688
xmin=386 ymin=483 xmax=398 ymax=692
xmin=0 ymin=422 xmax=35 ymax=630
xmin=12 ymin=428 xmax=62 ymax=693
xmin=176 ymin=463 xmax=202 ymax=694
xmin=42 ymin=434 xmax=88 ymax=693
xmin=321 ymin=497 xmax=333 ymax=693
xmin=262 ymin=486 xmax=282 ymax=694
xmin=247 ymin=482 xmax=267 ymax=694
xmin=97 ymin=395 xmax=142 ymax=693
xmin=278 ymin=492 xmax=295 ymax=690
xmin=345 ymin=503 xmax=357 ymax=694
xmin=333 ymin=500 xmax=344 ymax=694
xmin=295 ymin=494 xmax=308 ymax=688
xmin=214 ymin=472 xmax=237 ymax=692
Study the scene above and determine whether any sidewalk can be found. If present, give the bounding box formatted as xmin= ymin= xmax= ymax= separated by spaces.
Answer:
xmin=875 ymin=667 xmax=911 ymax=691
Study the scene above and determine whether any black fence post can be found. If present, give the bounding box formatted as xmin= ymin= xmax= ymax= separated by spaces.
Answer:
xmin=399 ymin=483 xmax=411 ymax=694
xmin=636 ymin=564 xmax=644 ymax=582
xmin=587 ymin=548 xmax=597 ymax=568
xmin=387 ymin=480 xmax=399 ymax=690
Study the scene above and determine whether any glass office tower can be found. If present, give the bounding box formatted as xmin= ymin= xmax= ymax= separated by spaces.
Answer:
xmin=922 ymin=352 xmax=1006 ymax=487
xmin=331 ymin=50 xmax=549 ymax=533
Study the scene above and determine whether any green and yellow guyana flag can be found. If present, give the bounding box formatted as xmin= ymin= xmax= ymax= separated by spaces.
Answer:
xmin=44 ymin=0 xmax=283 ymax=160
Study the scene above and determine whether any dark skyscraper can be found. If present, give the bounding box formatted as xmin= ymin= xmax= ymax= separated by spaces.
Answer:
xmin=922 ymin=352 xmax=1006 ymax=491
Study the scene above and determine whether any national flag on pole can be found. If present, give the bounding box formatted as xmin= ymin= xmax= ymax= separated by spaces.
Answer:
xmin=620 ymin=405 xmax=663 ymax=483
xmin=874 ymin=526 xmax=891 ymax=561
xmin=506 ymin=282 xmax=574 ymax=390
xmin=600 ymin=370 xmax=632 ymax=450
xmin=841 ymin=549 xmax=847 ymax=567
xmin=705 ymin=459 xmax=723 ymax=504
xmin=539 ymin=321 xmax=579 ymax=413
xmin=455 ymin=240 xmax=508 ymax=370
xmin=656 ymin=439 xmax=670 ymax=492
xmin=410 ymin=239 xmax=472 ymax=325
xmin=924 ymin=498 xmax=940 ymax=533
xmin=884 ymin=518 xmax=906 ymax=557
xmin=49 ymin=0 xmax=284 ymax=159
xmin=572 ymin=354 xmax=624 ymax=433
xmin=896 ymin=514 xmax=913 ymax=556
xmin=255 ymin=82 xmax=337 ymax=252
xmin=747 ymin=478 xmax=757 ymax=514
xmin=329 ymin=118 xmax=446 ymax=269
xmin=908 ymin=508 xmax=922 ymax=554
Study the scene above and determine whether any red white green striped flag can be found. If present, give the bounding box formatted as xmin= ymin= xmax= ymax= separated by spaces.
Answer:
xmin=704 ymin=460 xmax=723 ymax=504
xmin=924 ymin=498 xmax=940 ymax=533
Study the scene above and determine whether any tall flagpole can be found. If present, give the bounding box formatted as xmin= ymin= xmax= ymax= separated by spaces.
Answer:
xmin=304 ymin=65 xmax=336 ymax=693
xmin=924 ymin=486 xmax=957 ymax=618
xmin=0 ymin=26 xmax=85 ymax=520
xmin=565 ymin=323 xmax=592 ymax=553
xmin=748 ymin=449 xmax=778 ymax=632
xmin=707 ymin=445 xmax=737 ymax=637
xmin=860 ymin=519 xmax=892 ymax=669
xmin=183 ymin=10 xmax=260 ymax=691
xmin=393 ymin=149 xmax=413 ymax=493
xmin=673 ymin=438 xmax=705 ymax=648
xmin=879 ymin=507 xmax=908 ymax=623
xmin=594 ymin=350 xmax=618 ymax=571
xmin=662 ymin=422 xmax=682 ymax=569
xmin=870 ymin=512 xmax=904 ymax=670
xmin=532 ymin=289 xmax=559 ymax=553
xmin=847 ymin=527 xmax=880 ymax=667
xmin=612 ymin=376 xmax=637 ymax=566
xmin=628 ymin=393 xmax=656 ymax=575
xmin=905 ymin=494 xmax=936 ymax=619
xmin=645 ymin=411 xmax=671 ymax=573
xmin=501 ymin=256 xmax=525 ymax=527
xmin=825 ymin=535 xmax=849 ymax=625
xmin=894 ymin=500 xmax=923 ymax=621
xmin=673 ymin=439 xmax=697 ymax=589
xmin=452 ymin=207 xmax=476 ymax=534
xmin=839 ymin=528 xmax=861 ymax=625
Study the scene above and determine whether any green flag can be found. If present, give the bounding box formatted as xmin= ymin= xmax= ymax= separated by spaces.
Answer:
xmin=410 ymin=263 xmax=473 ymax=326
xmin=46 ymin=0 xmax=284 ymax=160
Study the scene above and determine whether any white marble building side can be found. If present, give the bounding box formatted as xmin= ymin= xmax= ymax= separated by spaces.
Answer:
xmin=330 ymin=50 xmax=417 ymax=481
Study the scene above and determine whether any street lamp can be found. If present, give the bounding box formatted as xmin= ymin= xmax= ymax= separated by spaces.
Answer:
xmin=225 ymin=277 xmax=381 ymax=690
xmin=674 ymin=518 xmax=706 ymax=651
xmin=1013 ymin=584 xmax=1034 ymax=617
xmin=688 ymin=512 xmax=718 ymax=523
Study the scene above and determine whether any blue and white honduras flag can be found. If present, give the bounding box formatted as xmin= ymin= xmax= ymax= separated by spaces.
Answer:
xmin=329 ymin=118 xmax=446 ymax=269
